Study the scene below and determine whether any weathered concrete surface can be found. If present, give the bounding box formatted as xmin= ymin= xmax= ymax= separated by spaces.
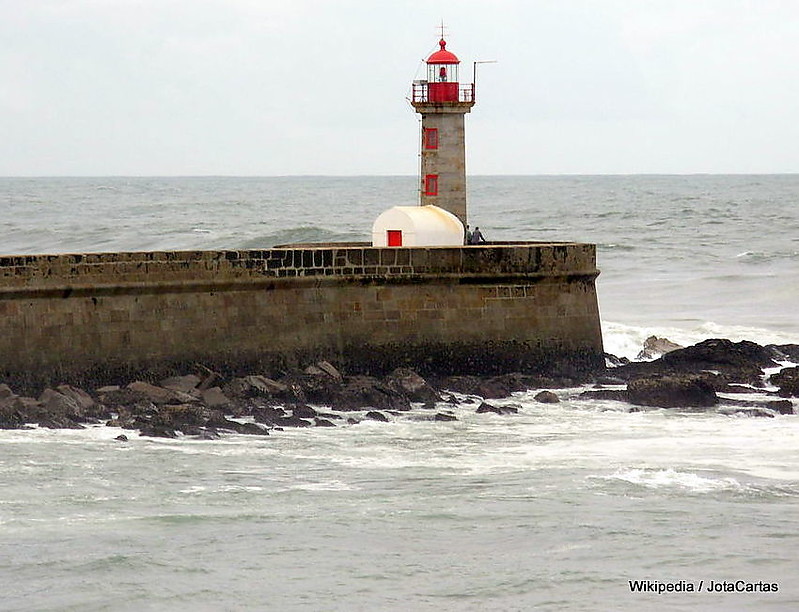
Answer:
xmin=0 ymin=243 xmax=603 ymax=388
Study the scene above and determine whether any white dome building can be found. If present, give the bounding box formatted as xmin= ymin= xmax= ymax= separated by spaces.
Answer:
xmin=371 ymin=205 xmax=464 ymax=247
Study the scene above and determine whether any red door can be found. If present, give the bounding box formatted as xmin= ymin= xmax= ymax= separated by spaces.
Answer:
xmin=387 ymin=230 xmax=403 ymax=246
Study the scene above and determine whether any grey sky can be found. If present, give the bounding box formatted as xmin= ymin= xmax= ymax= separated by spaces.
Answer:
xmin=1 ymin=0 xmax=797 ymax=176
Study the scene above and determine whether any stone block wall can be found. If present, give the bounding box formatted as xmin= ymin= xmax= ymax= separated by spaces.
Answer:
xmin=0 ymin=243 xmax=603 ymax=387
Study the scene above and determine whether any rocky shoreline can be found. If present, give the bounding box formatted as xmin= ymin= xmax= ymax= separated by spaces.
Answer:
xmin=1 ymin=338 xmax=797 ymax=438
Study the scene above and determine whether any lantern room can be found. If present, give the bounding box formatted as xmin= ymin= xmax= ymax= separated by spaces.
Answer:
xmin=426 ymin=38 xmax=460 ymax=102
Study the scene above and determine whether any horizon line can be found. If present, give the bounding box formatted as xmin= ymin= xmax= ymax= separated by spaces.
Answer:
xmin=2 ymin=172 xmax=797 ymax=179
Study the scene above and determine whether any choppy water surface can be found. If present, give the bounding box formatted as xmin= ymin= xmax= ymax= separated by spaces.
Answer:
xmin=2 ymin=175 xmax=797 ymax=340
xmin=1 ymin=175 xmax=798 ymax=610
xmin=3 ymin=397 xmax=799 ymax=612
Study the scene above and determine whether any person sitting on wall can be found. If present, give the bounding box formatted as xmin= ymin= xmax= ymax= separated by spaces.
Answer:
xmin=465 ymin=224 xmax=472 ymax=245
xmin=470 ymin=226 xmax=486 ymax=244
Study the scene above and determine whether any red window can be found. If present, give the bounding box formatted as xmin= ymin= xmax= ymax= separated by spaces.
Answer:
xmin=424 ymin=174 xmax=438 ymax=196
xmin=423 ymin=128 xmax=438 ymax=150
xmin=387 ymin=230 xmax=403 ymax=246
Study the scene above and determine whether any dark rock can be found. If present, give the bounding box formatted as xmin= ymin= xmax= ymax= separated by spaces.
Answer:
xmin=668 ymin=338 xmax=775 ymax=364
xmin=475 ymin=378 xmax=514 ymax=399
xmin=314 ymin=418 xmax=336 ymax=427
xmin=290 ymin=404 xmax=318 ymax=419
xmin=126 ymin=381 xmax=194 ymax=405
xmin=174 ymin=404 xmax=216 ymax=426
xmin=534 ymin=390 xmax=559 ymax=404
xmin=39 ymin=416 xmax=85 ymax=430
xmin=115 ymin=434 xmax=128 ymax=441
xmin=282 ymin=371 xmax=335 ymax=404
xmin=326 ymin=376 xmax=411 ymax=412
xmin=223 ymin=378 xmax=253 ymax=399
xmin=316 ymin=360 xmax=343 ymax=382
xmin=434 ymin=412 xmax=457 ymax=421
xmin=193 ymin=429 xmax=222 ymax=440
xmin=102 ymin=392 xmax=267 ymax=437
xmin=39 ymin=388 xmax=83 ymax=420
xmin=130 ymin=400 xmax=159 ymax=417
xmin=476 ymin=402 xmax=518 ymax=415
xmin=595 ymin=376 xmax=626 ymax=386
xmin=1 ymin=396 xmax=40 ymax=428
xmin=580 ymin=389 xmax=630 ymax=402
xmin=106 ymin=410 xmax=140 ymax=430
xmin=437 ymin=372 xmax=570 ymax=400
xmin=614 ymin=339 xmax=778 ymax=386
xmin=436 ymin=375 xmax=482 ymax=395
xmin=283 ymin=379 xmax=309 ymax=404
xmin=252 ymin=405 xmax=287 ymax=425
xmin=385 ymin=368 xmax=441 ymax=403
xmin=767 ymin=344 xmax=799 ymax=363
xmin=627 ymin=375 xmax=718 ymax=409
xmin=476 ymin=401 xmax=499 ymax=414
xmin=225 ymin=375 xmax=288 ymax=400
xmin=55 ymin=384 xmax=98 ymax=413
xmin=159 ymin=374 xmax=202 ymax=395
xmin=0 ymin=384 xmax=15 ymax=400
xmin=200 ymin=410 xmax=268 ymax=435
xmin=637 ymin=336 xmax=683 ymax=360
xmin=194 ymin=364 xmax=222 ymax=392
xmin=304 ymin=365 xmax=327 ymax=377
xmin=35 ymin=389 xmax=86 ymax=428
xmin=204 ymin=409 xmax=236 ymax=429
xmin=139 ymin=423 xmax=178 ymax=438
xmin=97 ymin=386 xmax=144 ymax=408
xmin=364 ymin=410 xmax=389 ymax=422
xmin=605 ymin=353 xmax=630 ymax=367
xmin=0 ymin=401 xmax=27 ymax=429
xmin=201 ymin=386 xmax=232 ymax=409
xmin=95 ymin=385 xmax=120 ymax=394
xmin=770 ymin=366 xmax=799 ymax=397
xmin=305 ymin=361 xmax=343 ymax=382
xmin=276 ymin=415 xmax=312 ymax=428
xmin=766 ymin=400 xmax=794 ymax=415
xmin=718 ymin=407 xmax=776 ymax=418
xmin=233 ymin=422 xmax=270 ymax=436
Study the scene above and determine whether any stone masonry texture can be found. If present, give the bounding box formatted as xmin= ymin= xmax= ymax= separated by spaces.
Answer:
xmin=0 ymin=243 xmax=603 ymax=387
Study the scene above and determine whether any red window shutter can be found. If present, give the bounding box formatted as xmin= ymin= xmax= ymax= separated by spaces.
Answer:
xmin=423 ymin=128 xmax=438 ymax=150
xmin=424 ymin=174 xmax=438 ymax=196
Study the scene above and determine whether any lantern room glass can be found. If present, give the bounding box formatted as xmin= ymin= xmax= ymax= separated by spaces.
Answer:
xmin=428 ymin=62 xmax=458 ymax=84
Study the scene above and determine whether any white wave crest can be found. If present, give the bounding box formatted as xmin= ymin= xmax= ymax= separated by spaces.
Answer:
xmin=602 ymin=320 xmax=799 ymax=361
xmin=595 ymin=467 xmax=743 ymax=493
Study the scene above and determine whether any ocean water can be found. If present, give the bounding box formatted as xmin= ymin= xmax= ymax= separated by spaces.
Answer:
xmin=1 ymin=175 xmax=798 ymax=611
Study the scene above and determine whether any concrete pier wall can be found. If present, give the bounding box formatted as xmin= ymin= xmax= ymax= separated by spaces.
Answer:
xmin=0 ymin=243 xmax=603 ymax=386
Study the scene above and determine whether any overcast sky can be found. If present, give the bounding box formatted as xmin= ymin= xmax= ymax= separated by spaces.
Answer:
xmin=1 ymin=0 xmax=797 ymax=176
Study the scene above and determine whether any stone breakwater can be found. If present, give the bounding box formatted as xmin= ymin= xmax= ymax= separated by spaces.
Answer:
xmin=1 ymin=339 xmax=796 ymax=438
xmin=0 ymin=243 xmax=603 ymax=388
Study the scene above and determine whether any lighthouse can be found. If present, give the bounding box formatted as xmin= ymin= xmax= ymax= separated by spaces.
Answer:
xmin=411 ymin=36 xmax=475 ymax=227
xmin=371 ymin=34 xmax=477 ymax=248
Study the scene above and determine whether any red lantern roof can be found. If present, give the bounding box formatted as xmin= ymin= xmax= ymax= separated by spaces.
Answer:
xmin=427 ymin=38 xmax=460 ymax=64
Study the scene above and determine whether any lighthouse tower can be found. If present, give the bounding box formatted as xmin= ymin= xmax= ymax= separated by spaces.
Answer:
xmin=411 ymin=37 xmax=475 ymax=227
